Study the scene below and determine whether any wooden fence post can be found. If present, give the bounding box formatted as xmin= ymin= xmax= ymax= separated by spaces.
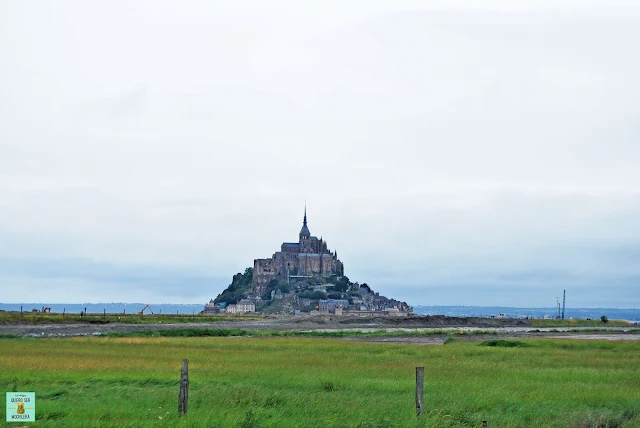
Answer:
xmin=178 ymin=359 xmax=189 ymax=416
xmin=416 ymin=366 xmax=424 ymax=416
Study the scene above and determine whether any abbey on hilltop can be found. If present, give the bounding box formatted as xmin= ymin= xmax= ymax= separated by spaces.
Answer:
xmin=252 ymin=206 xmax=344 ymax=296
xmin=206 ymin=205 xmax=412 ymax=316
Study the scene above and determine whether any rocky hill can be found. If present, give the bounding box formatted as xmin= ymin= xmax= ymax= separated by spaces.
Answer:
xmin=210 ymin=268 xmax=410 ymax=315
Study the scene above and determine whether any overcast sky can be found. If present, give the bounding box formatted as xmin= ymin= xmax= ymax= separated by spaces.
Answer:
xmin=1 ymin=0 xmax=639 ymax=308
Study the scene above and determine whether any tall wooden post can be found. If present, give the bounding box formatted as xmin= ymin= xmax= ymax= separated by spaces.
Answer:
xmin=416 ymin=366 xmax=424 ymax=416
xmin=178 ymin=359 xmax=189 ymax=416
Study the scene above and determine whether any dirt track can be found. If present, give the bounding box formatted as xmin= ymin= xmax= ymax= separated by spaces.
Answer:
xmin=1 ymin=315 xmax=637 ymax=342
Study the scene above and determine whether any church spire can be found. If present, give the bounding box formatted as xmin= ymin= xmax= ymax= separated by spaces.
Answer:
xmin=299 ymin=202 xmax=310 ymax=241
xmin=303 ymin=202 xmax=307 ymax=227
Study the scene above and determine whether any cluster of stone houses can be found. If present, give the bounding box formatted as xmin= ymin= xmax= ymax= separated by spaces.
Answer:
xmin=316 ymin=294 xmax=410 ymax=316
xmin=264 ymin=286 xmax=411 ymax=316
xmin=204 ymin=290 xmax=410 ymax=316
xmin=351 ymin=286 xmax=409 ymax=313
xmin=204 ymin=282 xmax=412 ymax=316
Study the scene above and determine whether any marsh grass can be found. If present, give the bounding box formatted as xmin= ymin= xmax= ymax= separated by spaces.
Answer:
xmin=0 ymin=337 xmax=638 ymax=427
xmin=106 ymin=328 xmax=249 ymax=338
xmin=0 ymin=333 xmax=19 ymax=339
xmin=99 ymin=327 xmax=639 ymax=340
xmin=0 ymin=311 xmax=259 ymax=325
xmin=99 ymin=328 xmax=502 ymax=339
xmin=530 ymin=319 xmax=631 ymax=327
xmin=479 ymin=339 xmax=533 ymax=348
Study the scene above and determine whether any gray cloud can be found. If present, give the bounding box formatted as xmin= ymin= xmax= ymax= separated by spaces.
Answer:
xmin=1 ymin=1 xmax=639 ymax=307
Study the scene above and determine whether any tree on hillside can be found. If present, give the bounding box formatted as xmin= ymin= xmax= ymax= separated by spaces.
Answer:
xmin=333 ymin=275 xmax=351 ymax=292
xmin=276 ymin=281 xmax=291 ymax=293
xmin=214 ymin=267 xmax=254 ymax=304
xmin=299 ymin=290 xmax=327 ymax=300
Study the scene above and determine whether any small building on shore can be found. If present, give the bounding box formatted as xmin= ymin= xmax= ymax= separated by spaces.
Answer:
xmin=226 ymin=299 xmax=256 ymax=315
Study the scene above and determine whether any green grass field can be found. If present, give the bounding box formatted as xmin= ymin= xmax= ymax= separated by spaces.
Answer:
xmin=1 ymin=336 xmax=639 ymax=427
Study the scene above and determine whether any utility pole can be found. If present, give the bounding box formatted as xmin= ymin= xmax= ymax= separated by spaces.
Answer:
xmin=561 ymin=290 xmax=566 ymax=320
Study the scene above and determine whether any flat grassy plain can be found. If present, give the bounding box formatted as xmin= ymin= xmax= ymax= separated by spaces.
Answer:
xmin=1 ymin=336 xmax=639 ymax=427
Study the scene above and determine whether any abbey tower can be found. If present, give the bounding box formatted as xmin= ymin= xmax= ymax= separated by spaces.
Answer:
xmin=252 ymin=207 xmax=344 ymax=296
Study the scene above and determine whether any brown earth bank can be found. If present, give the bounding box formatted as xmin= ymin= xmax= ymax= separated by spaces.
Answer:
xmin=0 ymin=315 xmax=637 ymax=340
xmin=0 ymin=314 xmax=530 ymax=333
xmin=0 ymin=314 xmax=529 ymax=328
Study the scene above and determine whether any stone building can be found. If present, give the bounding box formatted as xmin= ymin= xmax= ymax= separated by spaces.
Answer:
xmin=319 ymin=299 xmax=349 ymax=314
xmin=226 ymin=299 xmax=256 ymax=314
xmin=252 ymin=207 xmax=344 ymax=296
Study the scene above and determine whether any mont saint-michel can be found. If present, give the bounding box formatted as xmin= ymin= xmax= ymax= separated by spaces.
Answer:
xmin=252 ymin=206 xmax=344 ymax=295
xmin=207 ymin=207 xmax=410 ymax=315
